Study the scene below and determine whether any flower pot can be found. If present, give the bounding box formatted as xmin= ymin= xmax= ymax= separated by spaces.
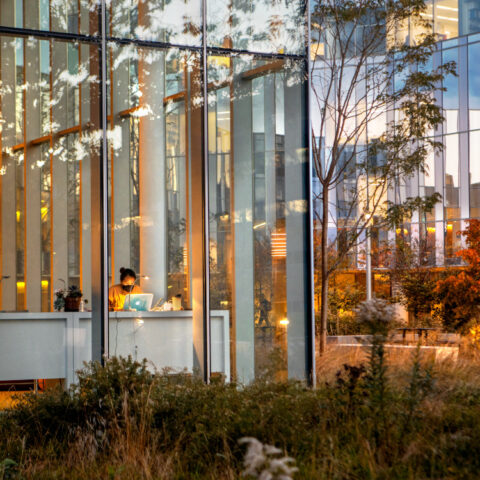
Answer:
xmin=64 ymin=296 xmax=81 ymax=312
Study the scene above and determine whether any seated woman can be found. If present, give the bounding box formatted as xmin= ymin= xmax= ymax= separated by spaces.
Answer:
xmin=108 ymin=267 xmax=143 ymax=311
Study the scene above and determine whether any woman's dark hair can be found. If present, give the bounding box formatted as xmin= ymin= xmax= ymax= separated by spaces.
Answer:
xmin=119 ymin=267 xmax=136 ymax=281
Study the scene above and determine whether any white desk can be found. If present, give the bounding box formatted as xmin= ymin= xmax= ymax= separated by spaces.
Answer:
xmin=0 ymin=310 xmax=230 ymax=385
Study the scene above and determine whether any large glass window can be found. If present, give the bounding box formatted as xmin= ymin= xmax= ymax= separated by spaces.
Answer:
xmin=0 ymin=0 xmax=97 ymax=36
xmin=107 ymin=45 xmax=208 ymax=374
xmin=443 ymin=47 xmax=459 ymax=134
xmin=469 ymin=42 xmax=480 ymax=130
xmin=110 ymin=0 xmax=202 ymax=46
xmin=0 ymin=35 xmax=99 ymax=390
xmin=470 ymin=130 xmax=480 ymax=218
xmin=207 ymin=55 xmax=309 ymax=382
xmin=0 ymin=37 xmax=98 ymax=312
xmin=459 ymin=0 xmax=480 ymax=36
xmin=207 ymin=0 xmax=306 ymax=54
xmin=0 ymin=1 xmax=311 ymax=389
xmin=435 ymin=0 xmax=459 ymax=40
xmin=444 ymin=133 xmax=460 ymax=219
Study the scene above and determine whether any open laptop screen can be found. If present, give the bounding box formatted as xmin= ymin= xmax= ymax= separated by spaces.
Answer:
xmin=122 ymin=294 xmax=153 ymax=311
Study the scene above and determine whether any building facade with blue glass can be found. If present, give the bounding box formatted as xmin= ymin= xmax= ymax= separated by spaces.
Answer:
xmin=311 ymin=0 xmax=480 ymax=300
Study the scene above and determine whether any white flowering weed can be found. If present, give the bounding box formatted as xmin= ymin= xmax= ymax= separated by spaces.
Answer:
xmin=239 ymin=437 xmax=298 ymax=480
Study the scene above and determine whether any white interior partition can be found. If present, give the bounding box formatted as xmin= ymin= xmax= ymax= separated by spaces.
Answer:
xmin=0 ymin=310 xmax=230 ymax=386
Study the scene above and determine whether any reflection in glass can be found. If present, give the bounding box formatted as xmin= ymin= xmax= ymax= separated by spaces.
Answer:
xmin=0 ymin=36 xmax=97 ymax=312
xmin=444 ymin=133 xmax=460 ymax=219
xmin=108 ymin=45 xmax=204 ymax=373
xmin=470 ymin=130 xmax=480 ymax=218
xmin=459 ymin=0 xmax=480 ymax=35
xmin=40 ymin=144 xmax=52 ymax=311
xmin=15 ymin=150 xmax=25 ymax=310
xmin=15 ymin=37 xmax=24 ymax=144
xmin=419 ymin=222 xmax=436 ymax=266
xmin=65 ymin=134 xmax=81 ymax=288
xmin=110 ymin=0 xmax=202 ymax=46
xmin=207 ymin=0 xmax=306 ymax=54
xmin=0 ymin=0 xmax=97 ymax=35
xmin=445 ymin=220 xmax=462 ymax=265
xmin=39 ymin=39 xmax=50 ymax=137
xmin=435 ymin=0 xmax=459 ymax=40
xmin=166 ymin=99 xmax=188 ymax=307
xmin=207 ymin=55 xmax=308 ymax=382
xmin=469 ymin=42 xmax=480 ymax=130
xmin=443 ymin=47 xmax=459 ymax=135
xmin=419 ymin=149 xmax=436 ymax=222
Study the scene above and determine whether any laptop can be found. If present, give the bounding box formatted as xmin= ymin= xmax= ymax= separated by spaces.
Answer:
xmin=122 ymin=293 xmax=153 ymax=311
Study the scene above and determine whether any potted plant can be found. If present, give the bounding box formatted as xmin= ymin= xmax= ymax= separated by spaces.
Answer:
xmin=54 ymin=288 xmax=66 ymax=311
xmin=64 ymin=285 xmax=83 ymax=312
xmin=54 ymin=286 xmax=83 ymax=312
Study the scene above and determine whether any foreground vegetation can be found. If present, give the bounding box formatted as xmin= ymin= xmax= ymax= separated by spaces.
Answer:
xmin=1 ymin=342 xmax=480 ymax=479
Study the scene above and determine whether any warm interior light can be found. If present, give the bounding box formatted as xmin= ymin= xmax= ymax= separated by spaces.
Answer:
xmin=41 ymin=280 xmax=49 ymax=289
xmin=427 ymin=226 xmax=436 ymax=233
xmin=16 ymin=210 xmax=21 ymax=222
xmin=253 ymin=221 xmax=266 ymax=230
xmin=446 ymin=224 xmax=453 ymax=231
xmin=436 ymin=15 xmax=458 ymax=22
xmin=310 ymin=42 xmax=325 ymax=59
xmin=279 ymin=318 xmax=289 ymax=326
xmin=183 ymin=246 xmax=188 ymax=273
xmin=271 ymin=232 xmax=286 ymax=258
xmin=207 ymin=56 xmax=231 ymax=69
xmin=436 ymin=5 xmax=458 ymax=12
xmin=16 ymin=281 xmax=25 ymax=291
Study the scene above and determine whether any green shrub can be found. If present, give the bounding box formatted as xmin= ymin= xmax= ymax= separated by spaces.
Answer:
xmin=1 ymin=350 xmax=480 ymax=479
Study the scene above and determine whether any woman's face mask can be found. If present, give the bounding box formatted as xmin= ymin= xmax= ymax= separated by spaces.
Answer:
xmin=122 ymin=283 xmax=134 ymax=293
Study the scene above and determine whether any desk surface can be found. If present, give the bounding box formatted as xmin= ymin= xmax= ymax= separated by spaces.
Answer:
xmin=0 ymin=310 xmax=228 ymax=320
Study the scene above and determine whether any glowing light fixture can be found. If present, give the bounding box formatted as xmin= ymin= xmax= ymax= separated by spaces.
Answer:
xmin=271 ymin=232 xmax=287 ymax=258
xmin=436 ymin=15 xmax=458 ymax=21
xmin=437 ymin=5 xmax=458 ymax=11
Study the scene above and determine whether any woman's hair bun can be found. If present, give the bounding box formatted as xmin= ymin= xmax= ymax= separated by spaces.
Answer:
xmin=119 ymin=267 xmax=125 ymax=274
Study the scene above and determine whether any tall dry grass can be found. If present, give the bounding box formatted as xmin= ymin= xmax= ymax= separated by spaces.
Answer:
xmin=1 ymin=347 xmax=480 ymax=479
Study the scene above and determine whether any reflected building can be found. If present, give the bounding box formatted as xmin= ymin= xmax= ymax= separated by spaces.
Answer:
xmin=312 ymin=0 xmax=480 ymax=296
xmin=0 ymin=0 xmax=313 ymax=396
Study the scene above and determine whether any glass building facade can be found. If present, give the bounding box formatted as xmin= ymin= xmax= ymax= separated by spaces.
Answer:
xmin=312 ymin=0 xmax=480 ymax=289
xmin=0 ymin=0 xmax=314 ymax=390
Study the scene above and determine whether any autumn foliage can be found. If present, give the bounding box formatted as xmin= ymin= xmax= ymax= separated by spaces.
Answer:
xmin=436 ymin=220 xmax=480 ymax=331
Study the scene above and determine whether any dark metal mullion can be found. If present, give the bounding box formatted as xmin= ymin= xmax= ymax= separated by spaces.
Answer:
xmin=202 ymin=0 xmax=211 ymax=384
xmin=106 ymin=35 xmax=305 ymax=60
xmin=0 ymin=25 xmax=100 ymax=43
xmin=0 ymin=25 xmax=305 ymax=61
xmin=306 ymin=0 xmax=316 ymax=387
xmin=97 ymin=0 xmax=110 ymax=362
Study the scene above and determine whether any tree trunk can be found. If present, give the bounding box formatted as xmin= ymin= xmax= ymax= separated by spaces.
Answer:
xmin=319 ymin=187 xmax=329 ymax=355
